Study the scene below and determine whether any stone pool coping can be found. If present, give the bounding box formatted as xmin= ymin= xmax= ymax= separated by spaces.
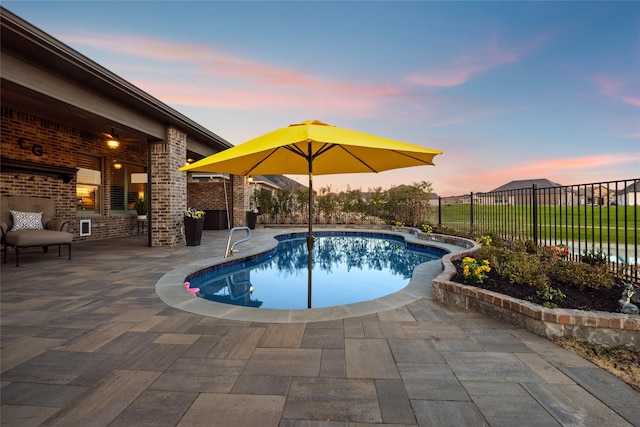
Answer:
xmin=432 ymin=249 xmax=640 ymax=349
xmin=155 ymin=228 xmax=474 ymax=323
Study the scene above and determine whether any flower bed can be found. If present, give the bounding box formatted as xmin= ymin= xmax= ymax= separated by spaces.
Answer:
xmin=433 ymin=251 xmax=640 ymax=349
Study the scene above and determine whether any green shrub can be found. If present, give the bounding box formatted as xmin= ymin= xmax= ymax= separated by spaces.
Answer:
xmin=548 ymin=260 xmax=614 ymax=290
xmin=467 ymin=235 xmax=617 ymax=292
xmin=472 ymin=244 xmax=500 ymax=264
xmin=497 ymin=249 xmax=549 ymax=288
xmin=537 ymin=285 xmax=566 ymax=308
xmin=523 ymin=239 xmax=538 ymax=254
xmin=580 ymin=247 xmax=608 ymax=266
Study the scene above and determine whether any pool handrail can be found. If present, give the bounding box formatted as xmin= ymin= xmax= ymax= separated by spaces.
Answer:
xmin=224 ymin=226 xmax=251 ymax=257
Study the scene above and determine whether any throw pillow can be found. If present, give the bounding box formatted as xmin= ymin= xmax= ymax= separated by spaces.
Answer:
xmin=10 ymin=210 xmax=44 ymax=231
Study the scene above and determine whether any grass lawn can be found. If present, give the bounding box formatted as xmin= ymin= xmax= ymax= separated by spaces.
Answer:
xmin=432 ymin=204 xmax=638 ymax=246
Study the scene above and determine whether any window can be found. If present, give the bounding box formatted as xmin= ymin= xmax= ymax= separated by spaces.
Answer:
xmin=76 ymin=155 xmax=101 ymax=213
xmin=110 ymin=163 xmax=146 ymax=212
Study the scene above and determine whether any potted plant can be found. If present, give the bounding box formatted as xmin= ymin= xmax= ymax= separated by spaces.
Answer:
xmin=134 ymin=198 xmax=148 ymax=220
xmin=184 ymin=207 xmax=205 ymax=246
xmin=246 ymin=207 xmax=259 ymax=229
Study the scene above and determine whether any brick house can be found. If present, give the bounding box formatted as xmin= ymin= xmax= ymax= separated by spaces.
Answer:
xmin=1 ymin=7 xmax=250 ymax=247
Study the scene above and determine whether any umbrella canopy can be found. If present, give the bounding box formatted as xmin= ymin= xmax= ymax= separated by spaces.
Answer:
xmin=180 ymin=120 xmax=442 ymax=308
xmin=181 ymin=120 xmax=441 ymax=176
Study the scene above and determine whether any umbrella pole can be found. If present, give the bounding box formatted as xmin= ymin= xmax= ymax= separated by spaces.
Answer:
xmin=307 ymin=147 xmax=314 ymax=309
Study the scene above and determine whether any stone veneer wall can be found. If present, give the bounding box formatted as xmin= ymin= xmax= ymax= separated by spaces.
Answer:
xmin=0 ymin=107 xmax=147 ymax=241
xmin=151 ymin=127 xmax=187 ymax=247
xmin=433 ymin=250 xmax=640 ymax=349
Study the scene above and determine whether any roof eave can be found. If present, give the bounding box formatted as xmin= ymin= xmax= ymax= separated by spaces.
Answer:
xmin=0 ymin=6 xmax=233 ymax=150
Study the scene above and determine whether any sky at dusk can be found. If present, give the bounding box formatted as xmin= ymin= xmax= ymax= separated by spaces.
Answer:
xmin=4 ymin=1 xmax=639 ymax=196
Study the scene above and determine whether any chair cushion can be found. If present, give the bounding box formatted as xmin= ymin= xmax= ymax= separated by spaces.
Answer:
xmin=5 ymin=229 xmax=73 ymax=247
xmin=10 ymin=210 xmax=44 ymax=231
xmin=2 ymin=196 xmax=56 ymax=230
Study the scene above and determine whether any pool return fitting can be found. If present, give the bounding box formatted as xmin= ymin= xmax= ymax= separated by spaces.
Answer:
xmin=224 ymin=227 xmax=251 ymax=258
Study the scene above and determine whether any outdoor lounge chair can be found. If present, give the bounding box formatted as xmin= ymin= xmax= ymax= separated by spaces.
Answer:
xmin=1 ymin=195 xmax=72 ymax=266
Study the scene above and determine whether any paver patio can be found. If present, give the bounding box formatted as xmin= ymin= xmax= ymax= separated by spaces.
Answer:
xmin=1 ymin=228 xmax=638 ymax=426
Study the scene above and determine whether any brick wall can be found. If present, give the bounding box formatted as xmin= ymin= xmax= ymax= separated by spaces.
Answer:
xmin=1 ymin=106 xmax=147 ymax=241
xmin=1 ymin=108 xmax=243 ymax=246
xmin=187 ymin=182 xmax=230 ymax=210
xmin=187 ymin=177 xmax=251 ymax=227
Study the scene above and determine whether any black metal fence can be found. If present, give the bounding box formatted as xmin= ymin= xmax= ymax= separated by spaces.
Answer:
xmin=435 ymin=178 xmax=639 ymax=283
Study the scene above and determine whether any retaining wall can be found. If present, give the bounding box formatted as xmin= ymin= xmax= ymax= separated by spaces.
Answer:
xmin=433 ymin=251 xmax=640 ymax=349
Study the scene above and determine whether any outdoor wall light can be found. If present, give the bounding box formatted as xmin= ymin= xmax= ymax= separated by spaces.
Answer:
xmin=113 ymin=161 xmax=122 ymax=170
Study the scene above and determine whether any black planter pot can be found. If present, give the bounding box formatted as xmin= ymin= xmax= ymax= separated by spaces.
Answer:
xmin=246 ymin=212 xmax=258 ymax=229
xmin=184 ymin=217 xmax=204 ymax=246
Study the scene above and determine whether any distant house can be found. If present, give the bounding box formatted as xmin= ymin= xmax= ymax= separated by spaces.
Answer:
xmin=582 ymin=184 xmax=618 ymax=206
xmin=482 ymin=178 xmax=569 ymax=206
xmin=489 ymin=178 xmax=562 ymax=193
xmin=589 ymin=185 xmax=613 ymax=205
xmin=616 ymin=180 xmax=640 ymax=206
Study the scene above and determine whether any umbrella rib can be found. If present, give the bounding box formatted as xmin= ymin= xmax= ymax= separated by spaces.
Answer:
xmin=284 ymin=145 xmax=308 ymax=159
xmin=283 ymin=142 xmax=336 ymax=161
xmin=312 ymin=143 xmax=337 ymax=159
xmin=391 ymin=150 xmax=435 ymax=165
xmin=245 ymin=147 xmax=282 ymax=175
xmin=336 ymin=145 xmax=379 ymax=172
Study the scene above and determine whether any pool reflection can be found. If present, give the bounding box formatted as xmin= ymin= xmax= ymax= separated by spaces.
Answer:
xmin=270 ymin=236 xmax=434 ymax=278
xmin=192 ymin=235 xmax=444 ymax=310
xmin=198 ymin=271 xmax=263 ymax=307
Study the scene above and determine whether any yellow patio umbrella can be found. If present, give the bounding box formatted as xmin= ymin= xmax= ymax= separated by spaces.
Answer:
xmin=180 ymin=120 xmax=442 ymax=307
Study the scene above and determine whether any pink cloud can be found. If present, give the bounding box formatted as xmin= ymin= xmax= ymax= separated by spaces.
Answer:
xmin=592 ymin=73 xmax=640 ymax=107
xmin=60 ymin=31 xmax=409 ymax=119
xmin=312 ymin=150 xmax=639 ymax=197
xmin=487 ymin=153 xmax=640 ymax=179
xmin=430 ymin=152 xmax=640 ymax=196
xmin=622 ymin=96 xmax=640 ymax=107
xmin=62 ymin=32 xmax=399 ymax=99
xmin=592 ymin=74 xmax=621 ymax=97
xmin=407 ymin=34 xmax=551 ymax=89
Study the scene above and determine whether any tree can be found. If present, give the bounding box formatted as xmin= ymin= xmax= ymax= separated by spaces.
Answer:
xmin=366 ymin=187 xmax=385 ymax=219
xmin=342 ymin=186 xmax=367 ymax=222
xmin=382 ymin=181 xmax=433 ymax=226
xmin=316 ymin=186 xmax=338 ymax=224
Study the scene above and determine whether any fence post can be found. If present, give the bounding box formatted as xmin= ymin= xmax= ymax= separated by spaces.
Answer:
xmin=532 ymin=184 xmax=538 ymax=244
xmin=438 ymin=196 xmax=442 ymax=225
xmin=470 ymin=192 xmax=474 ymax=234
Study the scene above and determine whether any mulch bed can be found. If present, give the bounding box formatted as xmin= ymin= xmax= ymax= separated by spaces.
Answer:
xmin=451 ymin=260 xmax=625 ymax=313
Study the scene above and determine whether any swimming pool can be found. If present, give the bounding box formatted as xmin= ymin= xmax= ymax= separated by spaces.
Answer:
xmin=186 ymin=231 xmax=446 ymax=309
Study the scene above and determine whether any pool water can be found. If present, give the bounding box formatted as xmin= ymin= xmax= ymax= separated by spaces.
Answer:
xmin=187 ymin=232 xmax=445 ymax=310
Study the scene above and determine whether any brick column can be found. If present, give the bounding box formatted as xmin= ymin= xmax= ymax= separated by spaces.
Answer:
xmin=231 ymin=175 xmax=249 ymax=227
xmin=151 ymin=126 xmax=187 ymax=246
